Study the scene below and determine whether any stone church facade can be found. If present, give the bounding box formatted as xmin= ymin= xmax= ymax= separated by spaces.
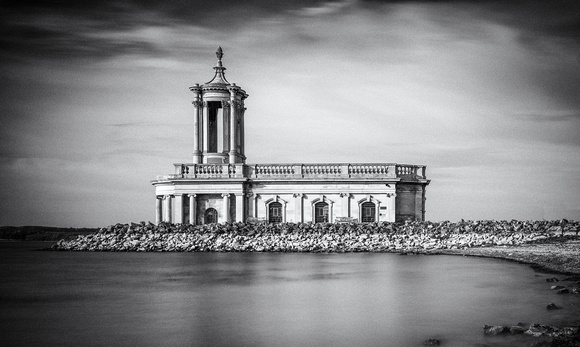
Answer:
xmin=152 ymin=48 xmax=430 ymax=224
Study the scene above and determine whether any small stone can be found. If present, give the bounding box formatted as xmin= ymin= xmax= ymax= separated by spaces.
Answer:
xmin=423 ymin=339 xmax=441 ymax=346
xmin=551 ymin=285 xmax=565 ymax=290
xmin=546 ymin=303 xmax=560 ymax=310
xmin=546 ymin=277 xmax=559 ymax=282
xmin=556 ymin=288 xmax=569 ymax=294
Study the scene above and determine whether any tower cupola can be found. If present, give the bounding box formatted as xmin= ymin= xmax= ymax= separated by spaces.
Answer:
xmin=189 ymin=47 xmax=248 ymax=164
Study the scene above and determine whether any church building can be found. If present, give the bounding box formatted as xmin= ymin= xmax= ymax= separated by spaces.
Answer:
xmin=152 ymin=48 xmax=430 ymax=224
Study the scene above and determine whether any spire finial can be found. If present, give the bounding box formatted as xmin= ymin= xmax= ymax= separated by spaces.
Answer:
xmin=216 ymin=46 xmax=223 ymax=67
xmin=205 ymin=46 xmax=229 ymax=85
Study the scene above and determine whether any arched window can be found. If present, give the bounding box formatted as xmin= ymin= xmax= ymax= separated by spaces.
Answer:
xmin=204 ymin=208 xmax=218 ymax=224
xmin=314 ymin=202 xmax=329 ymax=223
xmin=268 ymin=202 xmax=283 ymax=223
xmin=361 ymin=202 xmax=376 ymax=223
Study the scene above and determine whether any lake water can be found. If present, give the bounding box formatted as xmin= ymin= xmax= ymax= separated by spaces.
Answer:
xmin=1 ymin=241 xmax=579 ymax=346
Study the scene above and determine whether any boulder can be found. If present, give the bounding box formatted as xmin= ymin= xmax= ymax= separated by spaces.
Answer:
xmin=525 ymin=324 xmax=550 ymax=337
xmin=556 ymin=288 xmax=570 ymax=294
xmin=483 ymin=325 xmax=509 ymax=335
xmin=546 ymin=303 xmax=560 ymax=310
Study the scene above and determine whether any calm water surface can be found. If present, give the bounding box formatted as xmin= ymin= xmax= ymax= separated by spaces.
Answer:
xmin=1 ymin=241 xmax=579 ymax=347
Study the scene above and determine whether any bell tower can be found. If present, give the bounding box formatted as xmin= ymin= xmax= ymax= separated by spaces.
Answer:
xmin=190 ymin=47 xmax=248 ymax=164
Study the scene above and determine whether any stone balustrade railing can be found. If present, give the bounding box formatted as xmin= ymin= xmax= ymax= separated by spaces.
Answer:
xmin=155 ymin=163 xmax=427 ymax=181
xmin=162 ymin=163 xmax=245 ymax=179
xmin=396 ymin=164 xmax=427 ymax=179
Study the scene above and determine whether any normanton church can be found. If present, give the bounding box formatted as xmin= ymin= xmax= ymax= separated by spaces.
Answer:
xmin=152 ymin=48 xmax=430 ymax=224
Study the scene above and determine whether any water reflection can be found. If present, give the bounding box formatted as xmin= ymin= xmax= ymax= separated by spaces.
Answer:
xmin=1 ymin=242 xmax=579 ymax=346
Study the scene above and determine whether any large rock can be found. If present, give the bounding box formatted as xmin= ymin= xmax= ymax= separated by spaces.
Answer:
xmin=483 ymin=325 xmax=509 ymax=335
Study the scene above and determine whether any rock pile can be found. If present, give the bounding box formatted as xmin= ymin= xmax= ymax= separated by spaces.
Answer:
xmin=484 ymin=324 xmax=579 ymax=338
xmin=51 ymin=219 xmax=578 ymax=252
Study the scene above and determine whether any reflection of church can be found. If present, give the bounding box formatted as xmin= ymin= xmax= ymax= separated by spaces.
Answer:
xmin=152 ymin=48 xmax=430 ymax=224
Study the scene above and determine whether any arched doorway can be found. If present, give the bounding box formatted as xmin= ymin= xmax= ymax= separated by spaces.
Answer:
xmin=314 ymin=202 xmax=329 ymax=223
xmin=204 ymin=208 xmax=218 ymax=224
xmin=361 ymin=202 xmax=376 ymax=223
xmin=268 ymin=202 xmax=283 ymax=223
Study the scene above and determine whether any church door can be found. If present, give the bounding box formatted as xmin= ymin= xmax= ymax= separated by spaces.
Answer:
xmin=361 ymin=202 xmax=376 ymax=223
xmin=268 ymin=202 xmax=283 ymax=223
xmin=314 ymin=202 xmax=329 ymax=223
xmin=205 ymin=208 xmax=218 ymax=224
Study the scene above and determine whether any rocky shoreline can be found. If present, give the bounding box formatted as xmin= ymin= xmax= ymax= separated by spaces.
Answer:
xmin=52 ymin=220 xmax=579 ymax=272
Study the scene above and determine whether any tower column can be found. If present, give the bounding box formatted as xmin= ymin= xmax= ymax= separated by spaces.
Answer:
xmin=192 ymin=96 xmax=202 ymax=164
xmin=240 ymin=106 xmax=246 ymax=162
xmin=222 ymin=101 xmax=230 ymax=152
xmin=229 ymin=96 xmax=237 ymax=163
xmin=202 ymin=101 xmax=209 ymax=158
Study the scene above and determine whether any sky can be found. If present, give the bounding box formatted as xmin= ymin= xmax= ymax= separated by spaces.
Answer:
xmin=1 ymin=0 xmax=579 ymax=227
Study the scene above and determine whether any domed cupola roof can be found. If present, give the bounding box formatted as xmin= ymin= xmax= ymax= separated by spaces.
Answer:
xmin=203 ymin=46 xmax=230 ymax=89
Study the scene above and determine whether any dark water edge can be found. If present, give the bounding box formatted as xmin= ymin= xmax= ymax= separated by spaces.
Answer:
xmin=1 ymin=241 xmax=579 ymax=347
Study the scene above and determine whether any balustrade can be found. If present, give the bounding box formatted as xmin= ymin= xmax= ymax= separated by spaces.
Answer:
xmin=157 ymin=163 xmax=426 ymax=180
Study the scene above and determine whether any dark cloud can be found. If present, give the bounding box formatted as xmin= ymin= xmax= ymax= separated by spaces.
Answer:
xmin=0 ymin=0 xmax=331 ymax=62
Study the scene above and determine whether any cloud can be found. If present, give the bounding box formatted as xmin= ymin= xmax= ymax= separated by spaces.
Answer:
xmin=1 ymin=0 xmax=579 ymax=225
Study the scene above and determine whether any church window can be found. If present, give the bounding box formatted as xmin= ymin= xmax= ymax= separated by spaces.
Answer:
xmin=268 ymin=202 xmax=283 ymax=223
xmin=314 ymin=202 xmax=329 ymax=223
xmin=204 ymin=208 xmax=218 ymax=224
xmin=361 ymin=202 xmax=376 ymax=223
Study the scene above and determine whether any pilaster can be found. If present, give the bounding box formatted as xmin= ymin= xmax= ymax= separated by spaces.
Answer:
xmin=174 ymin=194 xmax=184 ymax=224
xmin=235 ymin=194 xmax=244 ymax=222
xmin=163 ymin=195 xmax=172 ymax=223
xmin=222 ymin=193 xmax=231 ymax=223
xmin=189 ymin=194 xmax=197 ymax=225
xmin=293 ymin=193 xmax=303 ymax=223
xmin=155 ymin=196 xmax=163 ymax=224
xmin=253 ymin=194 xmax=260 ymax=219
xmin=340 ymin=193 xmax=350 ymax=218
